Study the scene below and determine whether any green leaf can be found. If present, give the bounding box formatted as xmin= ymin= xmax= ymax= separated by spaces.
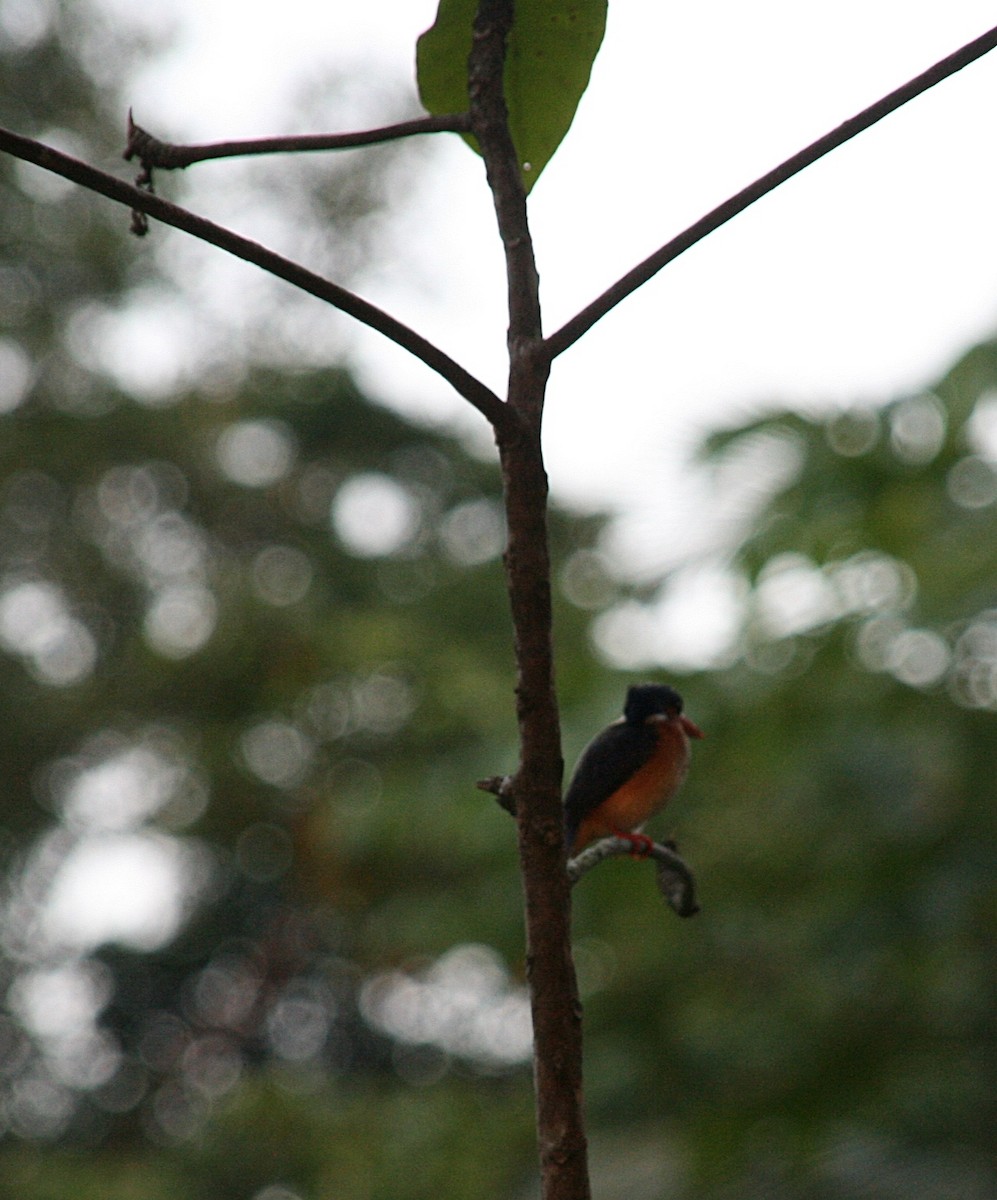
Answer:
xmin=416 ymin=0 xmax=607 ymax=193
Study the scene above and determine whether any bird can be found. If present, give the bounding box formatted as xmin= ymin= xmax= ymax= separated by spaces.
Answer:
xmin=563 ymin=684 xmax=704 ymax=857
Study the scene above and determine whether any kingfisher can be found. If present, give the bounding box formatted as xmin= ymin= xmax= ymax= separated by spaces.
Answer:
xmin=563 ymin=684 xmax=704 ymax=857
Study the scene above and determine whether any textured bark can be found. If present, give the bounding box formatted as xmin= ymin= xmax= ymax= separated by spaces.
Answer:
xmin=498 ymin=414 xmax=590 ymax=1200
xmin=469 ymin=3 xmax=591 ymax=1197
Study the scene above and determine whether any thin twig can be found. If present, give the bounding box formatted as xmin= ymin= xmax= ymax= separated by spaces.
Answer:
xmin=0 ymin=124 xmax=510 ymax=430
xmin=124 ymin=111 xmax=471 ymax=170
xmin=546 ymin=21 xmax=997 ymax=360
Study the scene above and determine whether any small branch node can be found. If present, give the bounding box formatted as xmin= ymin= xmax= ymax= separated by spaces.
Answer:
xmin=124 ymin=111 xmax=165 ymax=237
xmin=476 ymin=774 xmax=516 ymax=815
xmin=124 ymin=110 xmax=189 ymax=171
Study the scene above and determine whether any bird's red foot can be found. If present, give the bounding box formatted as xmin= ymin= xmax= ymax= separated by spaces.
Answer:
xmin=616 ymin=831 xmax=655 ymax=858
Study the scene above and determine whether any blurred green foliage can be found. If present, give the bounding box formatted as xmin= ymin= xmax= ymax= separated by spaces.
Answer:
xmin=575 ymin=358 xmax=997 ymax=1195
xmin=1 ymin=5 xmax=995 ymax=1200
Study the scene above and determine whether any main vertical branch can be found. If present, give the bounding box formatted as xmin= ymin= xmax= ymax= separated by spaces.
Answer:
xmin=467 ymin=3 xmax=590 ymax=1199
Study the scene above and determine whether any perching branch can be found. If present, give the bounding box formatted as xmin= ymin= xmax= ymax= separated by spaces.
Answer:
xmin=566 ymin=837 xmax=700 ymax=918
xmin=546 ymin=21 xmax=997 ymax=359
xmin=0 ymin=124 xmax=509 ymax=430
xmin=124 ymin=110 xmax=470 ymax=170
xmin=477 ymin=776 xmax=699 ymax=918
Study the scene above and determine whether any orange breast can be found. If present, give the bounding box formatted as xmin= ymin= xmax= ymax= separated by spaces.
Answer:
xmin=571 ymin=718 xmax=690 ymax=850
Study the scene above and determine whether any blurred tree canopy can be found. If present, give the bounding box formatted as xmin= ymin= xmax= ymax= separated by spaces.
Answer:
xmin=0 ymin=4 xmax=601 ymax=1192
xmin=1 ymin=4 xmax=995 ymax=1200
xmin=572 ymin=351 xmax=997 ymax=1199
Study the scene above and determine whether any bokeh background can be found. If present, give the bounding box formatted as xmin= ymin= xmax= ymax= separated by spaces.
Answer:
xmin=1 ymin=4 xmax=995 ymax=1198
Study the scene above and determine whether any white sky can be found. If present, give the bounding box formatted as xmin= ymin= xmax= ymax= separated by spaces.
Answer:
xmin=111 ymin=0 xmax=997 ymax=571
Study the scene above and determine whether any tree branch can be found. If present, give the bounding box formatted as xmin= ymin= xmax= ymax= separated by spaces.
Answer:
xmin=467 ymin=4 xmax=588 ymax=1199
xmin=546 ymin=21 xmax=997 ymax=360
xmin=124 ymin=111 xmax=471 ymax=170
xmin=468 ymin=0 xmax=544 ymax=362
xmin=478 ymin=777 xmax=699 ymax=918
xmin=0 ymin=125 xmax=509 ymax=430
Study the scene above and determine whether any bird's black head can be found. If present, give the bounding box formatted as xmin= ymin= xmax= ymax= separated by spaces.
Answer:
xmin=623 ymin=683 xmax=684 ymax=724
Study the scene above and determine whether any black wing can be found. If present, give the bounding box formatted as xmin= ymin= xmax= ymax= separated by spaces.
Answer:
xmin=563 ymin=720 xmax=657 ymax=846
